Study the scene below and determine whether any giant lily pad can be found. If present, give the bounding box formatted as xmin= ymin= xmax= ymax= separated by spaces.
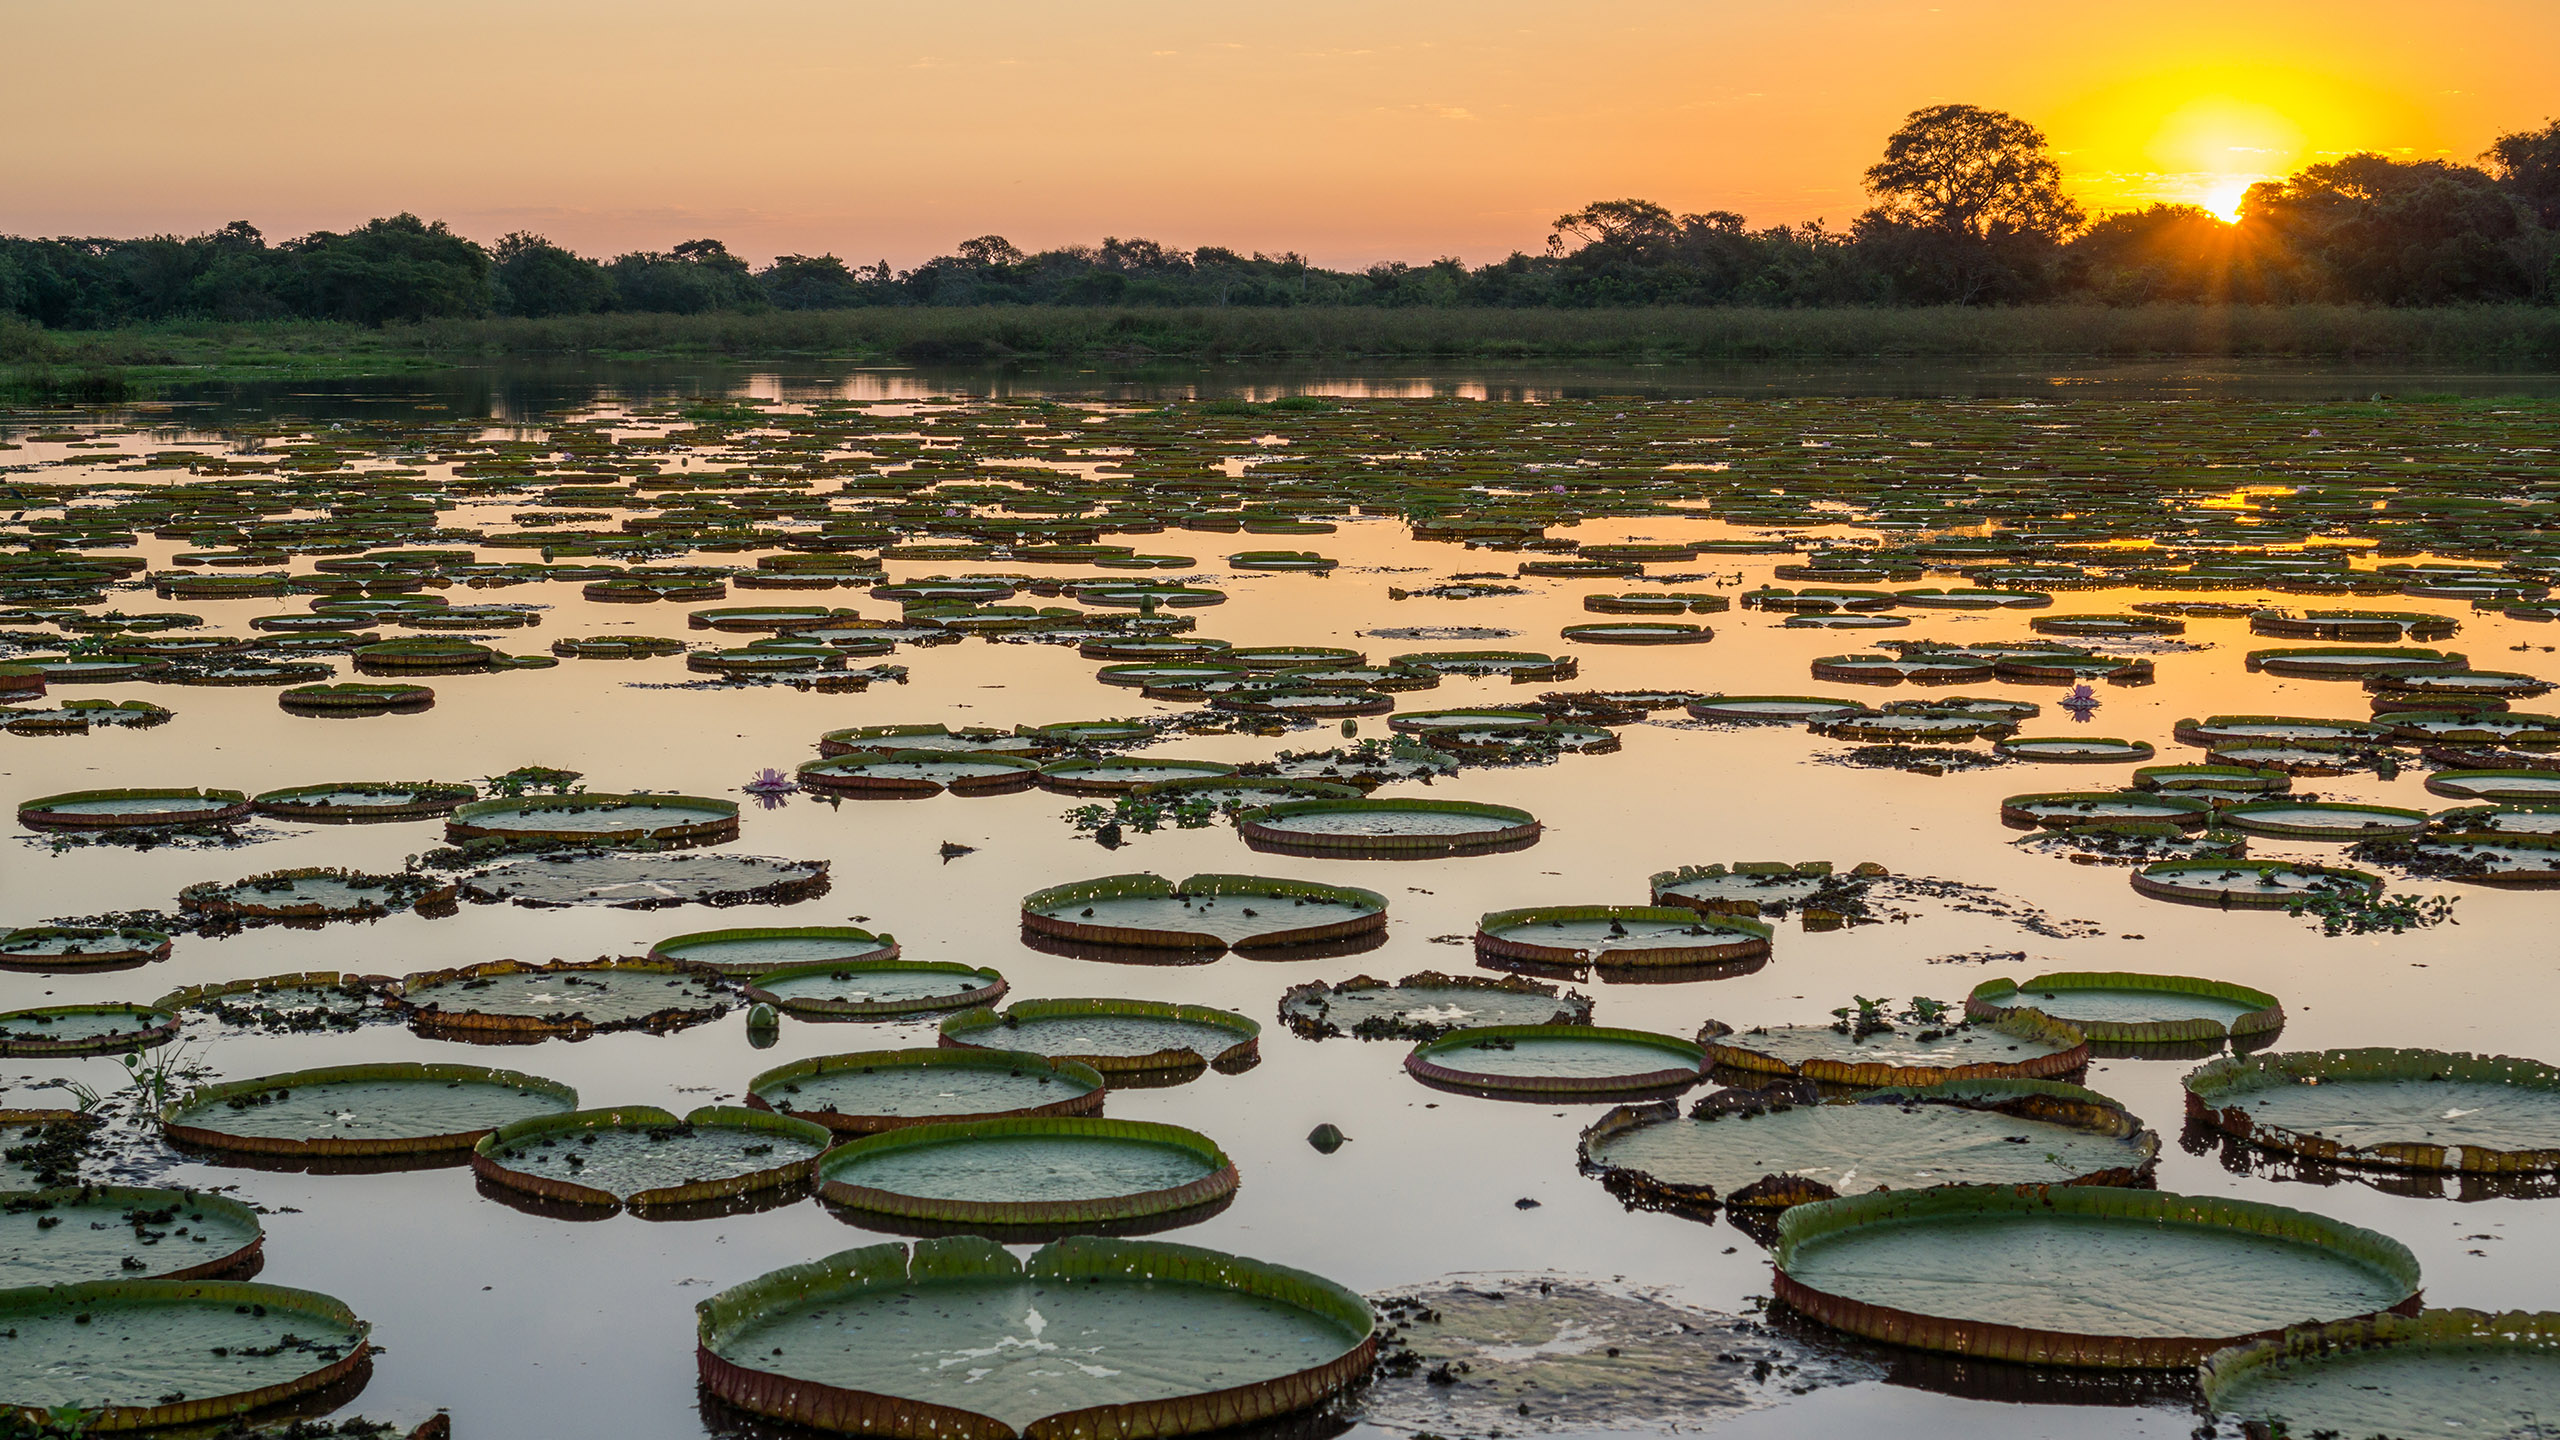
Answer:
xmin=446 ymin=793 xmax=740 ymax=845
xmin=1705 ymin=1011 xmax=2088 ymax=1088
xmin=400 ymin=958 xmax=731 ymax=1036
xmin=2200 ymin=1308 xmax=2560 ymax=1439
xmin=818 ymin=724 xmax=1045 ymax=759
xmin=161 ymin=1061 xmax=577 ymax=1157
xmin=1684 ymin=695 xmax=1866 ymax=724
xmin=278 ymin=681 xmax=434 ymax=715
xmin=2185 ymin=1048 xmax=2560 ymax=1175
xmin=456 ymin=851 xmax=829 ymax=908
xmin=1995 ymin=737 xmax=2156 ymax=764
xmin=747 ymin=1049 xmax=1106 ymax=1134
xmin=1475 ymin=906 xmax=1771 ymax=969
xmin=0 ymin=1185 xmax=264 ymax=1283
xmin=0 ymin=1003 xmax=178 ymax=1058
xmin=2427 ymin=768 xmax=2560 ymax=802
xmin=1405 ymin=1025 xmax=1704 ymax=1099
xmin=2248 ymin=646 xmax=2467 ymax=678
xmin=799 ymin=752 xmax=1043 ymax=796
xmin=249 ymin=780 xmax=475 ymax=822
xmin=0 ymin=925 xmax=170 ymax=972
xmin=1650 ymin=862 xmax=1871 ymax=918
xmin=942 ymin=999 xmax=1259 ymax=1078
xmin=1237 ymin=798 xmax=1540 ymax=858
xmin=179 ymin=867 xmax=456 ymax=920
xmin=814 ymin=1116 xmax=1236 ymax=1234
xmin=1772 ymin=1185 xmax=2420 ymax=1367
xmin=649 ymin=924 xmax=898 ymax=975
xmin=472 ymin=1104 xmax=833 ymax=1210
xmin=153 ymin=972 xmax=388 ymax=1033
xmin=0 ymin=1277 xmax=370 ymax=1425
xmin=1279 ymin=972 xmax=1592 ymax=1041
xmin=2218 ymin=800 xmax=2428 ymax=840
xmin=1580 ymin=1079 xmax=2158 ymax=1216
xmin=693 ymin=1236 xmax=1374 ymax=1438
xmin=17 ymin=787 xmax=249 ymax=831
xmin=1967 ymin=972 xmax=2283 ymax=1047
xmin=2001 ymin=791 xmax=2212 ymax=831
xmin=745 ymin=960 xmax=1005 ymax=1018
xmin=2130 ymin=859 xmax=2381 ymax=906
xmin=2175 ymin=715 xmax=2384 ymax=747
xmin=1036 ymin=758 xmax=1238 ymax=794
xmin=1020 ymin=873 xmax=1386 ymax=952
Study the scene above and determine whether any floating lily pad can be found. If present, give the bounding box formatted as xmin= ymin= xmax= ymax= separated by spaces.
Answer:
xmin=694 ymin=1236 xmax=1374 ymax=1437
xmin=446 ymin=793 xmax=740 ymax=845
xmin=1036 ymin=758 xmax=1239 ymax=795
xmin=2130 ymin=859 xmax=2381 ymax=906
xmin=17 ymin=786 xmax=250 ymax=831
xmin=249 ymin=780 xmax=476 ymax=822
xmin=2031 ymin=613 xmax=2179 ymax=636
xmin=2185 ymin=1048 xmax=2560 ymax=1175
xmin=0 ymin=925 xmax=171 ymax=972
xmin=2427 ymin=768 xmax=2560 ymax=802
xmin=799 ymin=751 xmax=1043 ymax=796
xmin=180 ymin=867 xmax=456 ymax=920
xmin=2175 ymin=715 xmax=2385 ymax=746
xmin=0 ymin=1277 xmax=370 ymax=1424
xmin=747 ymin=1048 xmax=1106 ymax=1134
xmin=456 ymin=851 xmax=830 ymax=908
xmin=1475 ymin=906 xmax=1771 ymax=969
xmin=153 ymin=973 xmax=387 ymax=1033
xmin=401 ymin=958 xmax=731 ymax=1035
xmin=278 ymin=681 xmax=435 ymax=714
xmin=1389 ymin=649 xmax=1576 ymax=679
xmin=815 ymin=1116 xmax=1236 ymax=1234
xmin=2386 ymin=830 xmax=2560 ymax=884
xmin=2248 ymin=646 xmax=2467 ymax=678
xmin=818 ymin=723 xmax=1045 ymax=759
xmin=1705 ymin=1011 xmax=2088 ymax=1088
xmin=0 ymin=1185 xmax=264 ymax=1283
xmin=1559 ymin=621 xmax=1713 ymax=645
xmin=2200 ymin=1308 xmax=2560 ymax=1439
xmin=1968 ymin=972 xmax=2282 ymax=1049
xmin=1773 ymin=1185 xmax=2420 ymax=1367
xmin=2218 ymin=800 xmax=2429 ymax=840
xmin=161 ymin=1061 xmax=577 ymax=1158
xmin=942 ymin=999 xmax=1260 ymax=1078
xmin=648 ymin=924 xmax=898 ymax=976
xmin=1279 ymin=972 xmax=1592 ymax=1041
xmin=472 ymin=1104 xmax=833 ymax=1209
xmin=0 ymin=1003 xmax=178 ymax=1058
xmin=1406 ymin=1025 xmax=1704 ymax=1099
xmin=2132 ymin=764 xmax=2291 ymax=798
xmin=2369 ymin=668 xmax=2551 ymax=699
xmin=1 ymin=698 xmax=171 ymax=735
xmin=1995 ymin=737 xmax=2156 ymax=764
xmin=1811 ymin=653 xmax=1996 ymax=685
xmin=1237 ymin=798 xmax=1540 ymax=858
xmin=2001 ymin=791 xmax=2213 ymax=831
xmin=1650 ymin=862 xmax=1873 ymax=918
xmin=1021 ymin=873 xmax=1386 ymax=952
xmin=1580 ymin=1079 xmax=2158 ymax=1216
xmin=745 ymin=960 xmax=1004 ymax=1019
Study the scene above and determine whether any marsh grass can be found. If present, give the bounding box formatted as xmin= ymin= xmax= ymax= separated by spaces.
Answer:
xmin=5 ymin=304 xmax=2560 ymax=396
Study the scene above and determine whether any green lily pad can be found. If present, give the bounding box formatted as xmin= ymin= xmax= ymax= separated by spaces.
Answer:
xmin=0 ymin=1185 xmax=264 ymax=1283
xmin=0 ymin=1277 xmax=370 ymax=1422
xmin=1475 ymin=906 xmax=1770 ymax=969
xmin=400 ymin=958 xmax=731 ymax=1035
xmin=648 ymin=925 xmax=898 ymax=975
xmin=2185 ymin=1048 xmax=2560 ymax=1174
xmin=446 ymin=793 xmax=739 ymax=845
xmin=0 ymin=1004 xmax=178 ymax=1058
xmin=1021 ymin=872 xmax=1386 ymax=951
xmin=1705 ymin=1011 xmax=2087 ymax=1088
xmin=747 ymin=1048 xmax=1106 ymax=1133
xmin=161 ymin=1061 xmax=577 ymax=1157
xmin=1967 ymin=972 xmax=2283 ymax=1046
xmin=0 ymin=926 xmax=171 ymax=972
xmin=2201 ymin=1309 xmax=2560 ymax=1439
xmin=1406 ymin=1025 xmax=1704 ymax=1098
xmin=472 ymin=1104 xmax=833 ymax=1208
xmin=942 ymin=999 xmax=1260 ymax=1077
xmin=1237 ymin=798 xmax=1541 ymax=857
xmin=745 ymin=960 xmax=1004 ymax=1018
xmin=815 ymin=1116 xmax=1235 ymax=1231
xmin=1279 ymin=972 xmax=1592 ymax=1041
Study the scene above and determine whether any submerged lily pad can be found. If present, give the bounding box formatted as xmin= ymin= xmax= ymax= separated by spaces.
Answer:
xmin=400 ymin=958 xmax=731 ymax=1035
xmin=942 ymin=999 xmax=1260 ymax=1078
xmin=1772 ymin=1185 xmax=2420 ymax=1367
xmin=747 ymin=1048 xmax=1107 ymax=1134
xmin=0 ymin=1003 xmax=178 ymax=1058
xmin=2200 ymin=1308 xmax=2560 ymax=1440
xmin=694 ymin=1236 xmax=1374 ymax=1437
xmin=1020 ymin=872 xmax=1386 ymax=952
xmin=161 ymin=1061 xmax=577 ymax=1157
xmin=814 ymin=1116 xmax=1236 ymax=1233
xmin=0 ymin=1277 xmax=370 ymax=1424
xmin=1580 ymin=1079 xmax=2159 ymax=1216
xmin=649 ymin=924 xmax=898 ymax=975
xmin=456 ymin=851 xmax=830 ymax=908
xmin=1237 ymin=798 xmax=1541 ymax=857
xmin=2185 ymin=1048 xmax=2560 ymax=1175
xmin=745 ymin=960 xmax=1004 ymax=1018
xmin=1280 ymin=972 xmax=1593 ymax=1041
xmin=0 ymin=1185 xmax=264 ymax=1283
xmin=1967 ymin=972 xmax=2284 ymax=1047
xmin=472 ymin=1104 xmax=832 ymax=1209
xmin=1406 ymin=1025 xmax=1704 ymax=1099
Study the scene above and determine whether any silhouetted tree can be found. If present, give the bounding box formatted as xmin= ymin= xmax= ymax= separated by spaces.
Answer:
xmin=1857 ymin=104 xmax=2082 ymax=303
xmin=2241 ymin=155 xmax=2527 ymax=303
xmin=609 ymin=238 xmax=762 ymax=313
xmin=758 ymin=253 xmax=875 ymax=309
xmin=283 ymin=214 xmax=492 ymax=323
xmin=492 ymin=232 xmax=616 ymax=317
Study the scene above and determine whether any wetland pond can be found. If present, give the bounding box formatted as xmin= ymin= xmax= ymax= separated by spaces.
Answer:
xmin=3 ymin=361 xmax=2560 ymax=1439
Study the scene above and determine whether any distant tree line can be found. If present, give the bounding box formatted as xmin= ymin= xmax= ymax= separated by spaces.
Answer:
xmin=6 ymin=107 xmax=2557 ymax=329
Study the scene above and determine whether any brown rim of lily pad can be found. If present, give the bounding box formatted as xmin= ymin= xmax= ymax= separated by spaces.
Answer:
xmin=813 ymin=1116 xmax=1238 ymax=1232
xmin=444 ymin=792 xmax=741 ymax=845
xmin=152 ymin=970 xmax=382 ymax=1016
xmin=279 ymin=682 xmax=435 ymax=713
xmin=0 ymin=1003 xmax=181 ymax=1058
xmin=693 ymin=1236 xmax=1377 ymax=1440
xmin=397 ymin=957 xmax=730 ymax=1036
xmin=1999 ymin=791 xmax=2214 ymax=832
xmin=1577 ymin=1077 xmax=2161 ymax=1218
xmin=1210 ymin=688 xmax=1397 ymax=719
xmin=160 ymin=1061 xmax=578 ymax=1157
xmin=745 ymin=1048 xmax=1107 ymax=1134
xmin=2128 ymin=859 xmax=2383 ymax=907
xmin=646 ymin=925 xmax=901 ymax=976
xmin=1034 ymin=757 xmax=1241 ymax=796
xmin=0 ymin=1184 xmax=268 ymax=1281
xmin=1474 ymin=905 xmax=1772 ymax=968
xmin=1702 ymin=1011 xmax=2091 ymax=1088
xmin=1967 ymin=972 xmax=2285 ymax=1046
xmin=817 ymin=724 xmax=1046 ymax=759
xmin=1994 ymin=737 xmax=2158 ymax=764
xmin=797 ymin=752 xmax=1044 ymax=796
xmin=1277 ymin=971 xmax=1593 ymax=1041
xmin=470 ymin=1104 xmax=835 ymax=1210
xmin=1558 ymin=621 xmax=1714 ymax=645
xmin=178 ymin=867 xmax=458 ymax=920
xmin=1235 ymin=798 xmax=1542 ymax=858
xmin=1404 ymin=1024 xmax=1705 ymax=1099
xmin=250 ymin=780 xmax=477 ymax=822
xmin=2197 ymin=1307 xmax=2560 ymax=1426
xmin=1020 ymin=873 xmax=1388 ymax=952
xmin=17 ymin=786 xmax=251 ymax=831
xmin=0 ymin=1278 xmax=373 ymax=1430
xmin=0 ymin=925 xmax=173 ymax=972
xmin=2184 ymin=1048 xmax=2560 ymax=1175
xmin=940 ymin=999 xmax=1261 ymax=1076
xmin=743 ymin=959 xmax=1006 ymax=1018
xmin=1770 ymin=1184 xmax=2422 ymax=1369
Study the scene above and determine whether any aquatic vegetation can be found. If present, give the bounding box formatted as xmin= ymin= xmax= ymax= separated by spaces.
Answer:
xmin=2200 ymin=1308 xmax=2560 ymax=1440
xmin=2185 ymin=1048 xmax=2560 ymax=1175
xmin=0 ymin=1278 xmax=371 ymax=1424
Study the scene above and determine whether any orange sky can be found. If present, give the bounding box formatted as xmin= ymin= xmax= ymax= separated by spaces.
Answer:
xmin=6 ymin=0 xmax=2553 ymax=267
